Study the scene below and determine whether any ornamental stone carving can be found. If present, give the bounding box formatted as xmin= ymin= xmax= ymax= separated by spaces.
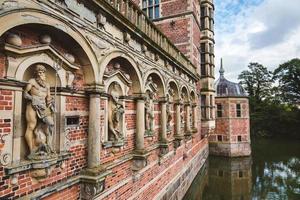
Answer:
xmin=23 ymin=64 xmax=56 ymax=160
xmin=108 ymin=82 xmax=124 ymax=142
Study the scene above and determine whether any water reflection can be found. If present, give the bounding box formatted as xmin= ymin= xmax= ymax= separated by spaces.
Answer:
xmin=184 ymin=139 xmax=300 ymax=200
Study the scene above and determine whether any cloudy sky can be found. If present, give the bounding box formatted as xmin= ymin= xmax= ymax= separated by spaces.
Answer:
xmin=214 ymin=0 xmax=300 ymax=81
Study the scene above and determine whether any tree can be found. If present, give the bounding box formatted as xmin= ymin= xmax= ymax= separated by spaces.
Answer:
xmin=238 ymin=63 xmax=273 ymax=102
xmin=273 ymin=58 xmax=300 ymax=105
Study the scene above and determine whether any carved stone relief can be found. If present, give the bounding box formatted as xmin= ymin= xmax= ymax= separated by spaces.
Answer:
xmin=166 ymin=87 xmax=174 ymax=132
xmin=144 ymin=76 xmax=157 ymax=136
xmin=103 ymin=62 xmax=131 ymax=146
xmin=108 ymin=82 xmax=124 ymax=142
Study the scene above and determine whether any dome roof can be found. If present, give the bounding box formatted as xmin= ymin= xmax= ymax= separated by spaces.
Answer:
xmin=215 ymin=59 xmax=247 ymax=97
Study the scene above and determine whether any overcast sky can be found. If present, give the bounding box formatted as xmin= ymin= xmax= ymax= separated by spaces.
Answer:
xmin=214 ymin=0 xmax=300 ymax=81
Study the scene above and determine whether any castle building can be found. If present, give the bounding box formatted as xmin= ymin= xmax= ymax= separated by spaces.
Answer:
xmin=210 ymin=59 xmax=251 ymax=157
xmin=0 ymin=0 xmax=248 ymax=199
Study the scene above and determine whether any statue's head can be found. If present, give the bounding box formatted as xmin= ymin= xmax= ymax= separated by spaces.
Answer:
xmin=34 ymin=64 xmax=47 ymax=81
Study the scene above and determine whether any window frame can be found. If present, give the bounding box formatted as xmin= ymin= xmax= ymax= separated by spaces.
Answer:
xmin=236 ymin=103 xmax=241 ymax=117
xmin=142 ymin=0 xmax=160 ymax=20
xmin=217 ymin=104 xmax=222 ymax=118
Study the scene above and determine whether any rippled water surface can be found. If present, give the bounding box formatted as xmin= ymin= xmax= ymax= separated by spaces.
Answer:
xmin=184 ymin=139 xmax=300 ymax=200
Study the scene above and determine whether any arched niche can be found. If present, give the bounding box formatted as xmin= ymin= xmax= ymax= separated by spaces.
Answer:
xmin=166 ymin=80 xmax=180 ymax=102
xmin=100 ymin=51 xmax=142 ymax=94
xmin=101 ymin=56 xmax=140 ymax=146
xmin=0 ymin=22 xmax=97 ymax=163
xmin=180 ymin=86 xmax=189 ymax=132
xmin=166 ymin=80 xmax=180 ymax=133
xmin=143 ymin=72 xmax=165 ymax=136
xmin=144 ymin=70 xmax=166 ymax=98
xmin=105 ymin=82 xmax=126 ymax=146
xmin=0 ymin=11 xmax=98 ymax=85
xmin=180 ymin=86 xmax=189 ymax=102
xmin=190 ymin=91 xmax=196 ymax=104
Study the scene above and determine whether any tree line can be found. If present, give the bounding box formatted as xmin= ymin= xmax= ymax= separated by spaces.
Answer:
xmin=238 ymin=58 xmax=300 ymax=139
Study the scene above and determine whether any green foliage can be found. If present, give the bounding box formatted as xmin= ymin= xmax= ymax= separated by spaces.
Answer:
xmin=238 ymin=63 xmax=273 ymax=102
xmin=273 ymin=58 xmax=300 ymax=104
xmin=238 ymin=60 xmax=300 ymax=139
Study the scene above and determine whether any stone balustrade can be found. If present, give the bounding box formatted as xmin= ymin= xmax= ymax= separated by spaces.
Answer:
xmin=102 ymin=0 xmax=196 ymax=75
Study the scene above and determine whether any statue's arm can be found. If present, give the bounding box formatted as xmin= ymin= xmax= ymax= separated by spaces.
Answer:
xmin=23 ymin=82 xmax=33 ymax=101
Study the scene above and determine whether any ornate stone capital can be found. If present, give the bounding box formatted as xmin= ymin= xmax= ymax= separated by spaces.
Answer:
xmin=85 ymin=83 xmax=104 ymax=95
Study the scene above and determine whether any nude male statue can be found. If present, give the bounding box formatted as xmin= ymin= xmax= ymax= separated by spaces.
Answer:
xmin=24 ymin=64 xmax=55 ymax=159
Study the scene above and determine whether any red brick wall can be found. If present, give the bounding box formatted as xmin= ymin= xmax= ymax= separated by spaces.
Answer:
xmin=161 ymin=0 xmax=189 ymax=17
xmin=43 ymin=185 xmax=80 ymax=200
xmin=213 ymin=98 xmax=250 ymax=143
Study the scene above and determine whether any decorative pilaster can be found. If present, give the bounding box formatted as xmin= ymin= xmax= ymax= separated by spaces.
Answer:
xmin=185 ymin=103 xmax=192 ymax=136
xmin=87 ymin=93 xmax=101 ymax=168
xmin=159 ymin=97 xmax=168 ymax=155
xmin=133 ymin=95 xmax=148 ymax=170
xmin=136 ymin=98 xmax=145 ymax=151
xmin=192 ymin=103 xmax=198 ymax=133
xmin=81 ymin=85 xmax=110 ymax=200
xmin=174 ymin=100 xmax=184 ymax=148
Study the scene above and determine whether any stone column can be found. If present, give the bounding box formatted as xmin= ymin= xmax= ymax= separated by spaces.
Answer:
xmin=136 ymin=98 xmax=145 ymax=151
xmin=185 ymin=103 xmax=191 ymax=133
xmin=175 ymin=102 xmax=182 ymax=137
xmin=87 ymin=93 xmax=101 ymax=168
xmin=192 ymin=103 xmax=197 ymax=130
xmin=160 ymin=100 xmax=167 ymax=142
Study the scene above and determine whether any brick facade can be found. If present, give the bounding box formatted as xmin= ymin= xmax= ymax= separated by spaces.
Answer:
xmin=210 ymin=97 xmax=251 ymax=157
xmin=0 ymin=0 xmax=208 ymax=199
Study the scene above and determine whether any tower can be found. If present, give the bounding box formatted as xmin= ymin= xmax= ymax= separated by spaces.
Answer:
xmin=211 ymin=59 xmax=251 ymax=157
xmin=199 ymin=0 xmax=215 ymax=136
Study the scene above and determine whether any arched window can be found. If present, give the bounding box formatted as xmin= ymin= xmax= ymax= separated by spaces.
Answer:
xmin=142 ymin=0 xmax=160 ymax=19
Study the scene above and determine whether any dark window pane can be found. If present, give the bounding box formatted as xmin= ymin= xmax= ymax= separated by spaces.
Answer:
xmin=155 ymin=6 xmax=159 ymax=18
xmin=148 ymin=7 xmax=153 ymax=19
xmin=217 ymin=135 xmax=222 ymax=141
xmin=236 ymin=104 xmax=241 ymax=117
xmin=201 ymin=64 xmax=206 ymax=76
xmin=238 ymin=135 xmax=242 ymax=142
xmin=201 ymin=7 xmax=205 ymax=16
xmin=149 ymin=0 xmax=153 ymax=6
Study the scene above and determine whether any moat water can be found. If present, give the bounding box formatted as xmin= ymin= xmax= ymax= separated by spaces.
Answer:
xmin=184 ymin=139 xmax=300 ymax=200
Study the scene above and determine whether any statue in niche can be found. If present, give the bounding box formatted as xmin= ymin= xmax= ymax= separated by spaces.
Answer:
xmin=24 ymin=64 xmax=56 ymax=160
xmin=166 ymin=102 xmax=172 ymax=132
xmin=108 ymin=83 xmax=124 ymax=141
xmin=166 ymin=88 xmax=174 ymax=132
xmin=145 ymin=93 xmax=154 ymax=134
xmin=180 ymin=93 xmax=185 ymax=130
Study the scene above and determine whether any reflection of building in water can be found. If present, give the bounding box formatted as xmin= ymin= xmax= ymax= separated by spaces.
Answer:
xmin=183 ymin=161 xmax=209 ymax=200
xmin=205 ymin=156 xmax=252 ymax=200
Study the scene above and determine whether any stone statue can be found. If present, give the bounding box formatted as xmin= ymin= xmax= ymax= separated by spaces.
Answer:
xmin=145 ymin=94 xmax=154 ymax=132
xmin=108 ymin=83 xmax=124 ymax=141
xmin=24 ymin=64 xmax=55 ymax=160
xmin=166 ymin=102 xmax=172 ymax=131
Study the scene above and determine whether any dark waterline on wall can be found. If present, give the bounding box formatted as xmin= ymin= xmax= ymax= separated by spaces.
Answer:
xmin=183 ymin=138 xmax=300 ymax=200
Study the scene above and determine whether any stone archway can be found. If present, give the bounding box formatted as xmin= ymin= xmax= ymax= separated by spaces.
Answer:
xmin=0 ymin=10 xmax=98 ymax=85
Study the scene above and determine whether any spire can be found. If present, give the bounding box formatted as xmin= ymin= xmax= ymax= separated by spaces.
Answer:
xmin=219 ymin=58 xmax=225 ymax=77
